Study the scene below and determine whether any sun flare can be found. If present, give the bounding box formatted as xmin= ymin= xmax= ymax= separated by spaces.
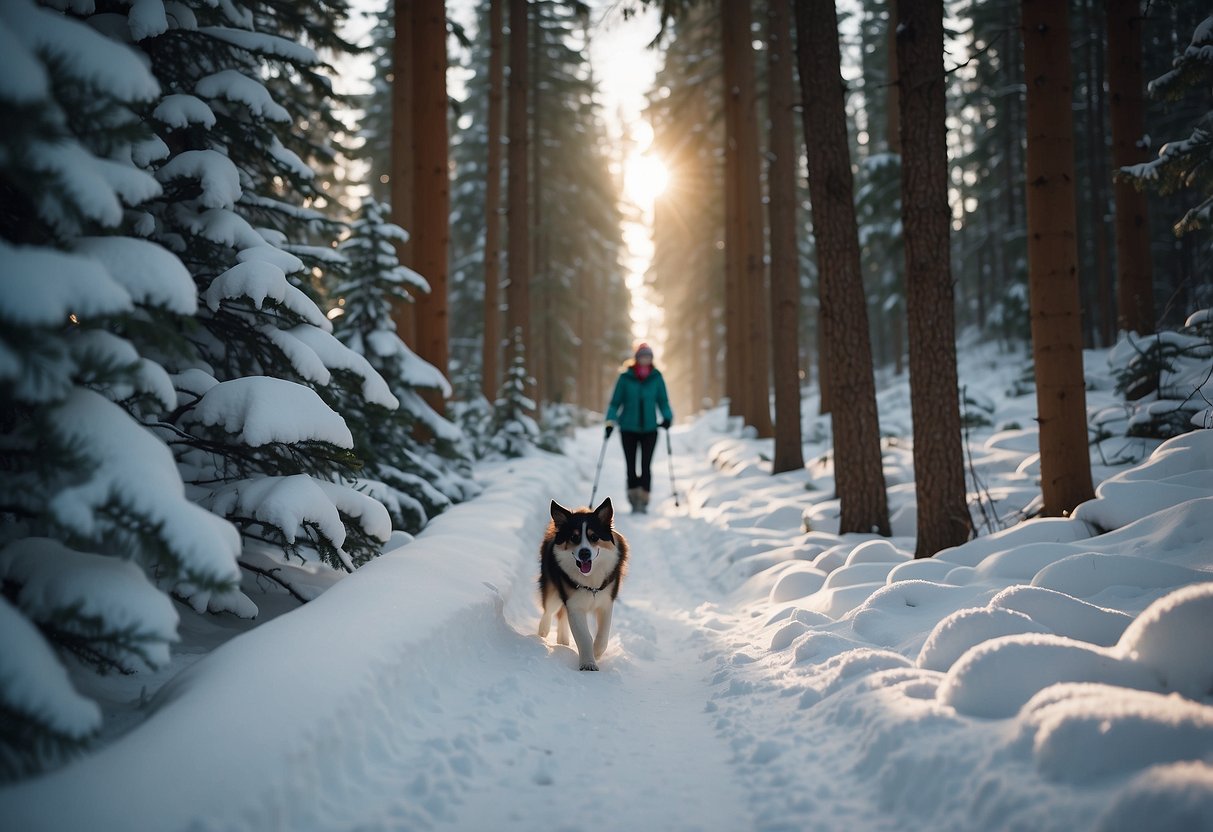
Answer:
xmin=624 ymin=153 xmax=670 ymax=207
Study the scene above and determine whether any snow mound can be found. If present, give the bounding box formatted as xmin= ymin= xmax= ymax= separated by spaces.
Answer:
xmin=917 ymin=607 xmax=1051 ymax=672
xmin=990 ymin=585 xmax=1131 ymax=646
xmin=768 ymin=566 xmax=827 ymax=603
xmin=185 ymin=377 xmax=354 ymax=449
xmin=1019 ymin=683 xmax=1213 ymax=783
xmin=194 ymin=70 xmax=289 ymax=122
xmin=1118 ymin=582 xmax=1213 ymax=698
xmin=153 ymin=94 xmax=217 ymax=129
xmin=1032 ymin=552 xmax=1210 ymax=599
xmin=1095 ymin=762 xmax=1213 ymax=832
xmin=156 ymin=149 xmax=242 ymax=209
xmin=938 ymin=634 xmax=1157 ymax=718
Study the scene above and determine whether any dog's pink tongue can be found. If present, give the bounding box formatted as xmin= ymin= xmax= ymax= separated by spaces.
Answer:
xmin=578 ymin=560 xmax=592 ymax=574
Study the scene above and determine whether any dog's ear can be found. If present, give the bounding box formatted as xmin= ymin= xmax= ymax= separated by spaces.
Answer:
xmin=550 ymin=500 xmax=572 ymax=525
xmin=594 ymin=497 xmax=613 ymax=526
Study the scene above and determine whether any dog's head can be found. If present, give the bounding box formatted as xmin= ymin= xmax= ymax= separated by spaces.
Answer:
xmin=549 ymin=498 xmax=616 ymax=576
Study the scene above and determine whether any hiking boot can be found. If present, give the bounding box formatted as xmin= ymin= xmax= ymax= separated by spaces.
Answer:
xmin=638 ymin=489 xmax=651 ymax=514
xmin=627 ymin=487 xmax=641 ymax=513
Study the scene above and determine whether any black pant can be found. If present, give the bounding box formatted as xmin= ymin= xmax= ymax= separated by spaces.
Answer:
xmin=620 ymin=430 xmax=658 ymax=491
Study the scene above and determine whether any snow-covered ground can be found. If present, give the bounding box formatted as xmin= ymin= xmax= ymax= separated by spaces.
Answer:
xmin=3 ymin=343 xmax=1211 ymax=831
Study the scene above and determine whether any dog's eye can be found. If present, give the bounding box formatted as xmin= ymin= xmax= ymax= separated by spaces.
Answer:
xmin=587 ymin=532 xmax=598 ymax=542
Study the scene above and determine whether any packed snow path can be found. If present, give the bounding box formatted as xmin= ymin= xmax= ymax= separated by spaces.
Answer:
xmin=348 ymin=430 xmax=754 ymax=831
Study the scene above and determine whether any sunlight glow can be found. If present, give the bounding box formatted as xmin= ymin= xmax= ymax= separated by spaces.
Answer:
xmin=624 ymin=153 xmax=670 ymax=208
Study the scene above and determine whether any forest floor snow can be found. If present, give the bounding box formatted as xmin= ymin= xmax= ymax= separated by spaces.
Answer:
xmin=3 ymin=342 xmax=1213 ymax=831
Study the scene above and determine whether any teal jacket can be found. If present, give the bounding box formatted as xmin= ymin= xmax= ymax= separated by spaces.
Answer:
xmin=607 ymin=365 xmax=673 ymax=433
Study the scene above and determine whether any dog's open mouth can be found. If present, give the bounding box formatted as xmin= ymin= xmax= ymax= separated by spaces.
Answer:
xmin=576 ymin=558 xmax=592 ymax=574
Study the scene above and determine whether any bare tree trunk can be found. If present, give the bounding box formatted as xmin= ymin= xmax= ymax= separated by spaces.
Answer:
xmin=722 ymin=0 xmax=773 ymax=437
xmin=1021 ymin=0 xmax=1095 ymax=516
xmin=795 ymin=0 xmax=891 ymax=536
xmin=768 ymin=0 xmax=804 ymax=473
xmin=721 ymin=7 xmax=745 ymax=419
xmin=1107 ymin=0 xmax=1155 ymax=336
xmin=506 ymin=0 xmax=531 ymax=382
xmin=390 ymin=0 xmax=416 ymax=345
xmin=897 ymin=0 xmax=971 ymax=556
xmin=411 ymin=0 xmax=450 ymax=389
xmin=482 ymin=0 xmax=505 ymax=400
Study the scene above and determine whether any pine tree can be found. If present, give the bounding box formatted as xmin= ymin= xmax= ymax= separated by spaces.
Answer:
xmin=331 ymin=200 xmax=476 ymax=532
xmin=1020 ymin=0 xmax=1095 ymax=516
xmin=896 ymin=0 xmax=970 ymax=555
xmin=795 ymin=0 xmax=891 ymax=536
xmin=492 ymin=328 xmax=540 ymax=457
xmin=767 ymin=0 xmax=805 ymax=474
xmin=0 ymin=0 xmax=240 ymax=775
xmin=1122 ymin=13 xmax=1213 ymax=239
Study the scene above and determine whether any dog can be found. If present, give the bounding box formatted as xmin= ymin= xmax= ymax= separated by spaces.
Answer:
xmin=538 ymin=498 xmax=628 ymax=671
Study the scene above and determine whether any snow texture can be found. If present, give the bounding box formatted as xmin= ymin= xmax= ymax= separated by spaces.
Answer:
xmin=0 ymin=241 xmax=132 ymax=327
xmin=72 ymin=237 xmax=196 ymax=315
xmin=184 ymin=377 xmax=354 ymax=449
xmin=204 ymin=259 xmax=331 ymax=330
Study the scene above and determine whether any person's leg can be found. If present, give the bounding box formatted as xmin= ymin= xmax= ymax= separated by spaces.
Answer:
xmin=620 ymin=431 xmax=640 ymax=490
xmin=639 ymin=431 xmax=658 ymax=506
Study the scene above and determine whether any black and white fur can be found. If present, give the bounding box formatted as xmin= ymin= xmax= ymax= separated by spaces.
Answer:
xmin=538 ymin=498 xmax=628 ymax=671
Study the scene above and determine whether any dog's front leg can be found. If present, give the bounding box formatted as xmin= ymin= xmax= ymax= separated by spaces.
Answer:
xmin=567 ymin=609 xmax=598 ymax=671
xmin=593 ymin=604 xmax=613 ymax=660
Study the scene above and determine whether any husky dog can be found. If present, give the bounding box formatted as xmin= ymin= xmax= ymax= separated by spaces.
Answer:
xmin=538 ymin=498 xmax=628 ymax=671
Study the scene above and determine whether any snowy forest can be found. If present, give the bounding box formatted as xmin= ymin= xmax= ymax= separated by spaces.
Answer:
xmin=1 ymin=0 xmax=1212 ymax=829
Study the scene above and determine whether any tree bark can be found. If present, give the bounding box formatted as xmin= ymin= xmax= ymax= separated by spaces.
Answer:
xmin=1021 ymin=0 xmax=1095 ymax=516
xmin=1107 ymin=0 xmax=1154 ymax=336
xmin=722 ymin=0 xmax=773 ymax=437
xmin=795 ymin=0 xmax=890 ymax=536
xmin=896 ymin=0 xmax=971 ymax=556
xmin=482 ymin=0 xmax=505 ymax=400
xmin=390 ymin=0 xmax=416 ymax=345
xmin=767 ymin=0 xmax=804 ymax=473
xmin=411 ymin=0 xmax=450 ymax=388
xmin=506 ymin=0 xmax=531 ymax=380
xmin=721 ymin=6 xmax=746 ymax=420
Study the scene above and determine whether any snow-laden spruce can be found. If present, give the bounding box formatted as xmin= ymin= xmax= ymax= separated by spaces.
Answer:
xmin=0 ymin=0 xmax=240 ymax=778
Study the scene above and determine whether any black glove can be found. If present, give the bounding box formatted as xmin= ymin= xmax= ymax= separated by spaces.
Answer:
xmin=660 ymin=419 xmax=671 ymax=430
xmin=605 ymin=423 xmax=615 ymax=437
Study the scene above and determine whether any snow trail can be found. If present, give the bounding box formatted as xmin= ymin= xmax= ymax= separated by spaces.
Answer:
xmin=406 ymin=430 xmax=752 ymax=832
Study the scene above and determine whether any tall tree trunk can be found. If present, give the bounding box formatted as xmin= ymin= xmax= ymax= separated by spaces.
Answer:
xmin=768 ymin=0 xmax=804 ymax=473
xmin=1021 ymin=0 xmax=1095 ymax=516
xmin=506 ymin=0 xmax=531 ymax=383
xmin=1091 ymin=1 xmax=1115 ymax=347
xmin=721 ymin=9 xmax=745 ymax=420
xmin=482 ymin=0 xmax=504 ymax=400
xmin=795 ymin=0 xmax=890 ymax=536
xmin=1082 ymin=0 xmax=1113 ymax=348
xmin=411 ymin=0 xmax=450 ymax=388
xmin=897 ymin=0 xmax=971 ymax=556
xmin=390 ymin=0 xmax=416 ymax=345
xmin=1107 ymin=0 xmax=1154 ymax=337
xmin=722 ymin=0 xmax=773 ymax=437
xmin=531 ymin=17 xmax=548 ymax=407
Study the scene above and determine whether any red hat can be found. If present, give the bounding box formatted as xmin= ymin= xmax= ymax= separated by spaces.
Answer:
xmin=635 ymin=343 xmax=654 ymax=359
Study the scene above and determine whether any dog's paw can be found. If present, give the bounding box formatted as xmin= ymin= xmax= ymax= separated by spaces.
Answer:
xmin=579 ymin=661 xmax=599 ymax=672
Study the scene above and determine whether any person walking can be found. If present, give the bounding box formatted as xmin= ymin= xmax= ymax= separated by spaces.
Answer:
xmin=605 ymin=343 xmax=673 ymax=514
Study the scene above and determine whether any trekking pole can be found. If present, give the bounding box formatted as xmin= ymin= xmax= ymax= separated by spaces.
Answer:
xmin=588 ymin=428 xmax=611 ymax=507
xmin=664 ymin=427 xmax=680 ymax=507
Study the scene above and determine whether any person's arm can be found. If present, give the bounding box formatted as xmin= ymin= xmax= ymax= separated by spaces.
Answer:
xmin=606 ymin=375 xmax=625 ymax=426
xmin=657 ymin=376 xmax=673 ymax=427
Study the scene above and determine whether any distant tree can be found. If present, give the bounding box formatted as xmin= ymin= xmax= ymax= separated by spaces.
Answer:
xmin=506 ymin=0 xmax=532 ymax=386
xmin=391 ymin=0 xmax=417 ymax=344
xmin=795 ymin=0 xmax=891 ymax=536
xmin=483 ymin=0 xmax=506 ymax=399
xmin=1020 ymin=0 xmax=1095 ymax=515
xmin=1107 ymin=0 xmax=1155 ymax=337
xmin=896 ymin=0 xmax=970 ymax=555
xmin=411 ymin=0 xmax=452 ymax=386
xmin=767 ymin=0 xmax=805 ymax=473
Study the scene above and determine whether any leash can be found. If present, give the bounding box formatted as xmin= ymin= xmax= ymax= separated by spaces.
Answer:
xmin=588 ymin=427 xmax=610 ymax=507
xmin=665 ymin=427 xmax=680 ymax=507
